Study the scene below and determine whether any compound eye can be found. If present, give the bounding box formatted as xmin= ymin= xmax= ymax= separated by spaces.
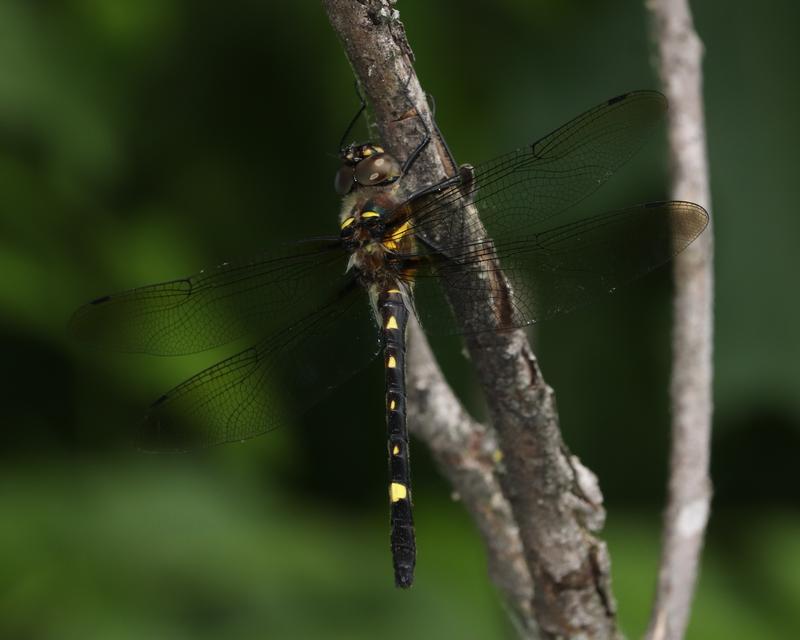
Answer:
xmin=334 ymin=165 xmax=355 ymax=195
xmin=355 ymin=153 xmax=401 ymax=186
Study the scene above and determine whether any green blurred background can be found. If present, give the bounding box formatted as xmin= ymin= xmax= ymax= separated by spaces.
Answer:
xmin=1 ymin=1 xmax=798 ymax=638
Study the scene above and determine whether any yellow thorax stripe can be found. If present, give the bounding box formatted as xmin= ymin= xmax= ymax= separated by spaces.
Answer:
xmin=340 ymin=216 xmax=355 ymax=229
xmin=361 ymin=211 xmax=381 ymax=218
xmin=383 ymin=219 xmax=411 ymax=251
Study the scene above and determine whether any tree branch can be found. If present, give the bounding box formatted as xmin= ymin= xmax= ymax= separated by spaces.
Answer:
xmin=322 ymin=2 xmax=618 ymax=638
xmin=645 ymin=1 xmax=714 ymax=638
xmin=406 ymin=321 xmax=536 ymax=634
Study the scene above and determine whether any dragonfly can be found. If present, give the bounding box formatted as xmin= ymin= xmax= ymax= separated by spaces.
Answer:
xmin=71 ymin=90 xmax=708 ymax=589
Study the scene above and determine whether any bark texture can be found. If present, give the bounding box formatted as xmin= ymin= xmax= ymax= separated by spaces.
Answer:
xmin=646 ymin=1 xmax=714 ymax=639
xmin=322 ymin=2 xmax=618 ymax=638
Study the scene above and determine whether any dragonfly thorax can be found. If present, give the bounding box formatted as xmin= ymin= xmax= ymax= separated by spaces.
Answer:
xmin=339 ymin=197 xmax=414 ymax=289
xmin=340 ymin=200 xmax=389 ymax=250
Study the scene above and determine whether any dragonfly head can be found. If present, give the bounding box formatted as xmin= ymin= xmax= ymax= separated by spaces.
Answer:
xmin=335 ymin=143 xmax=402 ymax=195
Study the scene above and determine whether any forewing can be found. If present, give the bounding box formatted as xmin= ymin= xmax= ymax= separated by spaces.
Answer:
xmin=70 ymin=238 xmax=347 ymax=355
xmin=391 ymin=90 xmax=669 ymax=251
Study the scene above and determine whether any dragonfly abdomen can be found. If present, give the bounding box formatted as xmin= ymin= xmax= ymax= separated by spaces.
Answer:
xmin=379 ymin=285 xmax=415 ymax=588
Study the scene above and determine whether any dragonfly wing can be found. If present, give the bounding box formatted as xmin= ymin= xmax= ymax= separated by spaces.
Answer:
xmin=140 ymin=281 xmax=381 ymax=451
xmin=70 ymin=238 xmax=347 ymax=355
xmin=406 ymin=201 xmax=708 ymax=334
xmin=391 ymin=90 xmax=669 ymax=251
xmin=388 ymin=91 xmax=708 ymax=334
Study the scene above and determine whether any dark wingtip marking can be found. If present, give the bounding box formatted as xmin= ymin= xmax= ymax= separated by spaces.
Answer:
xmin=607 ymin=93 xmax=628 ymax=105
xmin=90 ymin=294 xmax=112 ymax=305
xmin=151 ymin=394 xmax=168 ymax=407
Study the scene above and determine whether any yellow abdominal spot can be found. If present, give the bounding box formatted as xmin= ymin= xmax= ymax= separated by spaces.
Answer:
xmin=383 ymin=219 xmax=412 ymax=251
xmin=361 ymin=211 xmax=381 ymax=219
xmin=392 ymin=444 xmax=400 ymax=456
xmin=386 ymin=316 xmax=398 ymax=330
xmin=389 ymin=399 xmax=396 ymax=410
xmin=340 ymin=217 xmax=355 ymax=229
xmin=389 ymin=482 xmax=407 ymax=502
xmin=387 ymin=355 xmax=397 ymax=369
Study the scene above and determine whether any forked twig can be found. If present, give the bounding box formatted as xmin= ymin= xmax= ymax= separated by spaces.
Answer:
xmin=322 ymin=2 xmax=619 ymax=638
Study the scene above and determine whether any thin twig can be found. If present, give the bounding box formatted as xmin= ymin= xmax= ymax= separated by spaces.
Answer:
xmin=645 ymin=1 xmax=714 ymax=639
xmin=322 ymin=2 xmax=618 ymax=638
